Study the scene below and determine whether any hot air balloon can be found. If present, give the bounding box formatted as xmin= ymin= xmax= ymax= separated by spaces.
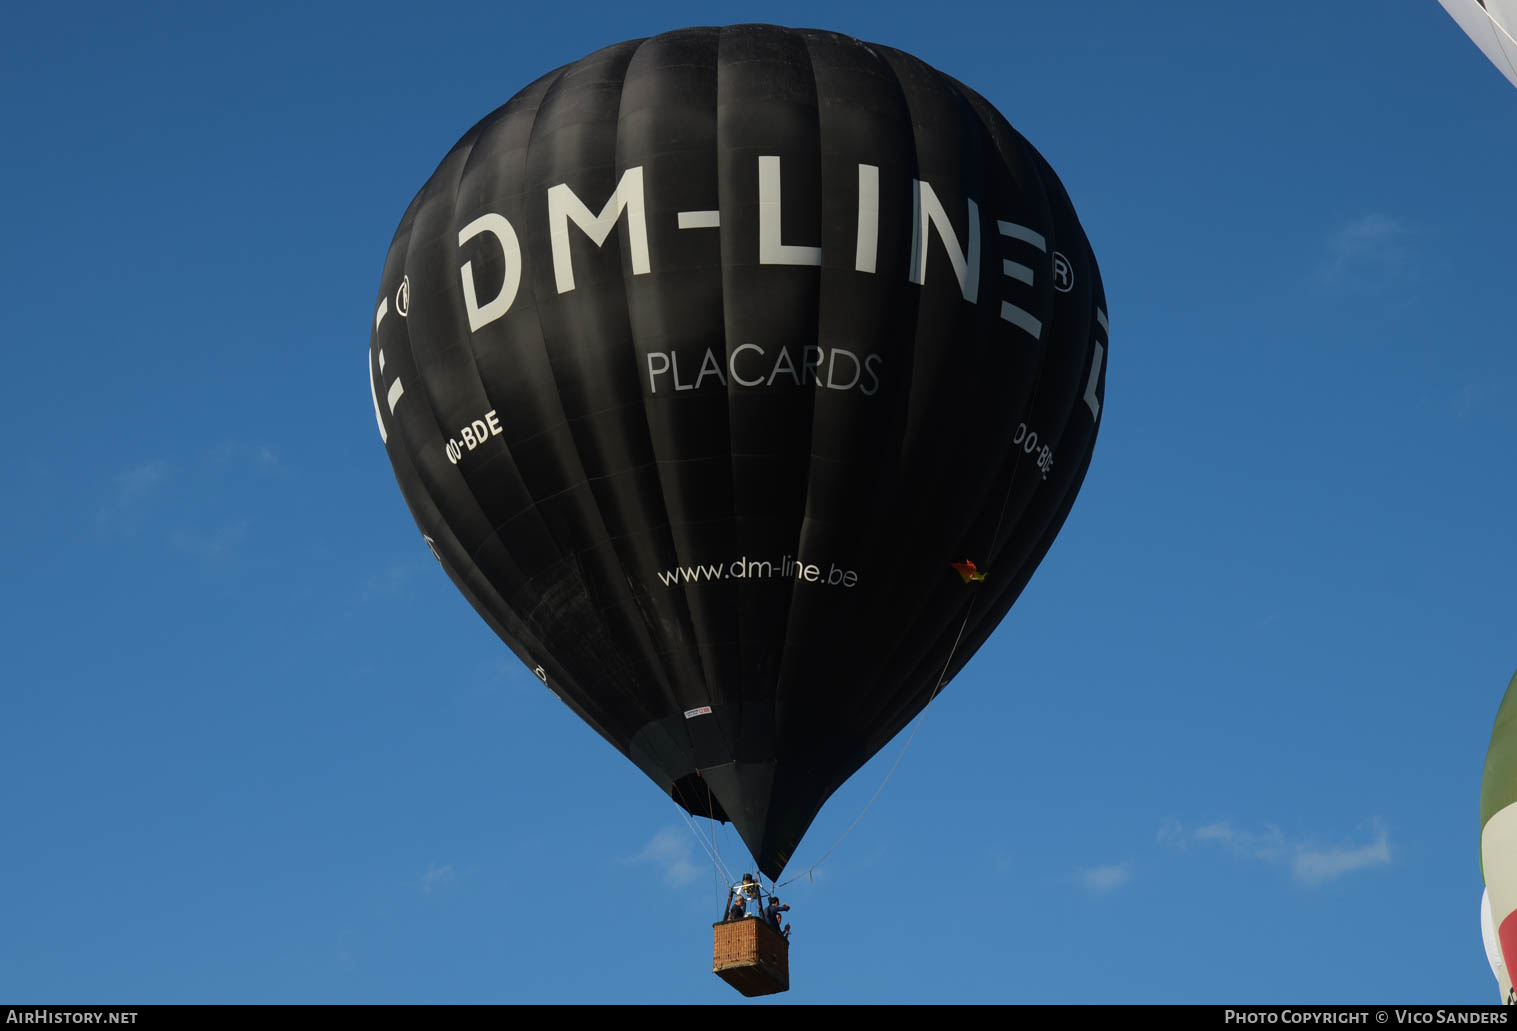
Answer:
xmin=1482 ymin=888 xmax=1512 ymax=1003
xmin=1438 ymin=0 xmax=1517 ymax=90
xmin=1482 ymin=672 xmax=1517 ymax=1003
xmin=368 ymin=24 xmax=1108 ymax=887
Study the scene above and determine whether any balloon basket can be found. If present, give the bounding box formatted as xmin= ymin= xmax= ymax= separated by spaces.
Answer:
xmin=712 ymin=917 xmax=789 ymax=997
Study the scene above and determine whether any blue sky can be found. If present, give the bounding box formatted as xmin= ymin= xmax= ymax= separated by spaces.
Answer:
xmin=3 ymin=0 xmax=1515 ymax=1005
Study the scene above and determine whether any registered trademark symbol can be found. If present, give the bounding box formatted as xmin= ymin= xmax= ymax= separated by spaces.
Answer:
xmin=395 ymin=275 xmax=411 ymax=316
xmin=1052 ymin=252 xmax=1073 ymax=293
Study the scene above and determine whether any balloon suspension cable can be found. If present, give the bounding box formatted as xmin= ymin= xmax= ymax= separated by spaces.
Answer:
xmin=778 ymin=600 xmax=977 ymax=889
xmin=670 ymin=777 xmax=739 ymax=891
xmin=678 ymin=806 xmax=737 ymax=888
xmin=708 ymin=778 xmax=722 ymax=885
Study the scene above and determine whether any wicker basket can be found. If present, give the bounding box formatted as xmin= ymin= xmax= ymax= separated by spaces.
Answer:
xmin=712 ymin=916 xmax=790 ymax=997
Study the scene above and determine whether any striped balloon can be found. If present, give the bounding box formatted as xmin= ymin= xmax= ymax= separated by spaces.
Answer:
xmin=1481 ymin=672 xmax=1517 ymax=1002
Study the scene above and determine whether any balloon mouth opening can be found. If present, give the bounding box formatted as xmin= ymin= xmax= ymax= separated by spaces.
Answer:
xmin=671 ymin=773 xmax=731 ymax=824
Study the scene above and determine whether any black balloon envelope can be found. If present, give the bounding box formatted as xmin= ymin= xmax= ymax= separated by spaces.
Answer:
xmin=368 ymin=24 xmax=1108 ymax=880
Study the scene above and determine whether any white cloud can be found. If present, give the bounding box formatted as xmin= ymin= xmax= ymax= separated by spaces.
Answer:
xmin=1452 ymin=378 xmax=1515 ymax=423
xmin=1318 ymin=213 xmax=1409 ymax=289
xmin=1162 ymin=818 xmax=1390 ymax=884
xmin=363 ymin=560 xmax=421 ymax=600
xmin=493 ymin=659 xmax=527 ymax=682
xmin=1191 ymin=820 xmax=1288 ymax=863
xmin=624 ymin=827 xmax=703 ymax=888
xmin=209 ymin=442 xmax=280 ymax=471
xmin=421 ymin=863 xmax=455 ymax=894
xmin=98 ymin=460 xmax=172 ymax=529
xmin=115 ymin=460 xmax=172 ymax=497
xmin=1078 ymin=863 xmax=1133 ymax=895
xmin=1292 ymin=824 xmax=1391 ymax=884
xmin=1457 ymin=383 xmax=1478 ymax=421
xmin=171 ymin=520 xmax=250 ymax=564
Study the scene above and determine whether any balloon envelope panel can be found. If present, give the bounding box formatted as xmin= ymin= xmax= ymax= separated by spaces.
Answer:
xmin=1481 ymin=672 xmax=1517 ymax=995
xmin=368 ymin=25 xmax=1108 ymax=878
xmin=1439 ymin=0 xmax=1517 ymax=90
xmin=1482 ymin=888 xmax=1513 ymax=1003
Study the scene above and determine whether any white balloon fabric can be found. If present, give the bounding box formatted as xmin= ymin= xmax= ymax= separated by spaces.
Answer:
xmin=1439 ymin=0 xmax=1517 ymax=90
xmin=1483 ymin=888 xmax=1513 ymax=1003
